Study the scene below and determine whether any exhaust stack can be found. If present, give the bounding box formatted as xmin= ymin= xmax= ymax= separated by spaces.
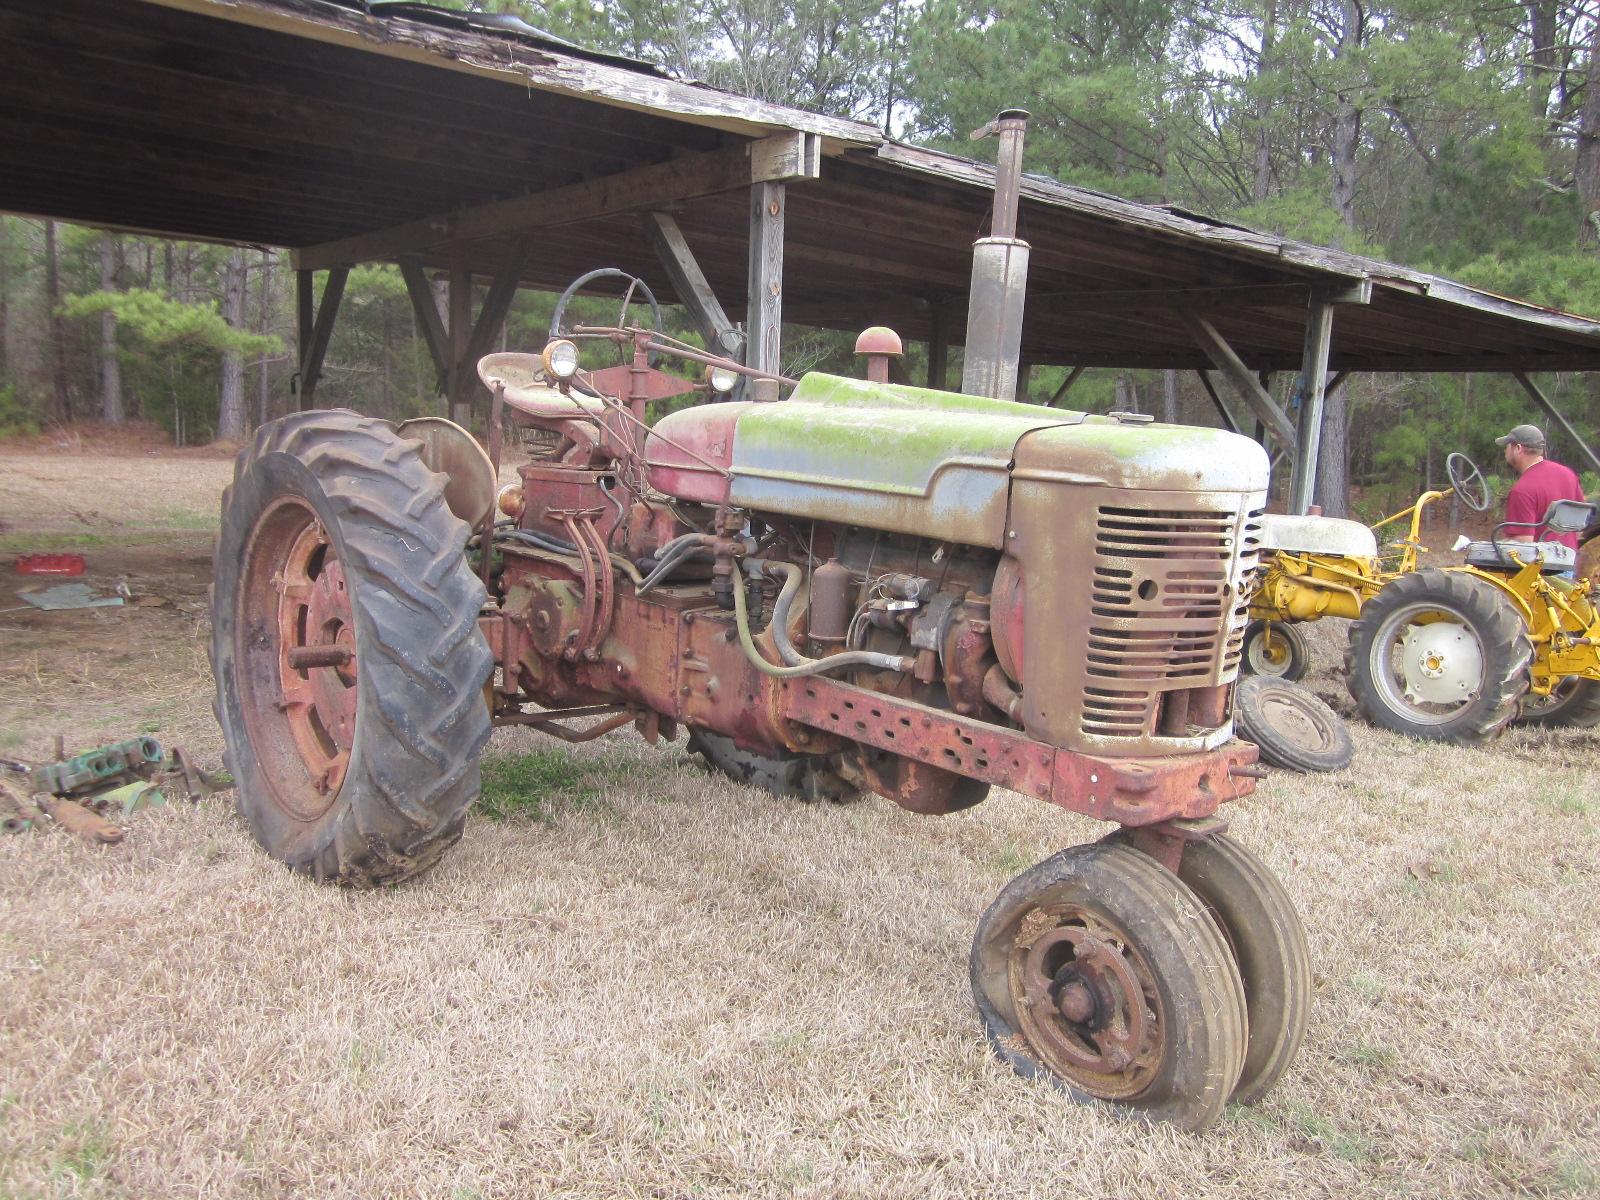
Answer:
xmin=961 ymin=109 xmax=1031 ymax=402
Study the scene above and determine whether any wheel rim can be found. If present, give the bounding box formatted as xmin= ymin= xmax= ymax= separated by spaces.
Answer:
xmin=1368 ymin=601 xmax=1484 ymax=725
xmin=236 ymin=496 xmax=357 ymax=821
xmin=1257 ymin=686 xmax=1340 ymax=752
xmin=1246 ymin=627 xmax=1293 ymax=676
xmin=1006 ymin=903 xmax=1164 ymax=1100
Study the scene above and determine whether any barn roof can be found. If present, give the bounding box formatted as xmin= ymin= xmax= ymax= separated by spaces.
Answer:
xmin=5 ymin=0 xmax=1600 ymax=373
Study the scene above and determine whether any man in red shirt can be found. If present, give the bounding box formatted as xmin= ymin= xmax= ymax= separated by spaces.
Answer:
xmin=1496 ymin=423 xmax=1585 ymax=549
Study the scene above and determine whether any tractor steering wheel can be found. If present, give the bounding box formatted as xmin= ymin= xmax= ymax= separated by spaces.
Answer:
xmin=549 ymin=269 xmax=664 ymax=367
xmin=1446 ymin=452 xmax=1490 ymax=513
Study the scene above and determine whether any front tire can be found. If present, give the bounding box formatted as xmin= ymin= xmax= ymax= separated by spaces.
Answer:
xmin=1516 ymin=677 xmax=1600 ymax=728
xmin=1241 ymin=619 xmax=1311 ymax=682
xmin=211 ymin=411 xmax=494 ymax=886
xmin=971 ymin=842 xmax=1247 ymax=1132
xmin=1345 ymin=569 xmax=1530 ymax=743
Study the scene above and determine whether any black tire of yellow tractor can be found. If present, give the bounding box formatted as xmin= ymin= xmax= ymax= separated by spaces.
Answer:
xmin=1344 ymin=568 xmax=1531 ymax=744
xmin=1515 ymin=678 xmax=1600 ymax=728
xmin=1107 ymin=832 xmax=1311 ymax=1106
xmin=1241 ymin=619 xmax=1311 ymax=682
xmin=210 ymin=411 xmax=494 ymax=887
xmin=970 ymin=842 xmax=1248 ymax=1133
xmin=1234 ymin=675 xmax=1355 ymax=773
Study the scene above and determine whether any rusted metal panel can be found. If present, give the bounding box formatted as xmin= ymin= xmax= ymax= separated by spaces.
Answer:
xmin=779 ymin=676 xmax=1257 ymax=826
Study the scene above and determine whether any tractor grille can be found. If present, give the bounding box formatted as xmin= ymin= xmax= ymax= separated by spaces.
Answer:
xmin=1081 ymin=504 xmax=1263 ymax=738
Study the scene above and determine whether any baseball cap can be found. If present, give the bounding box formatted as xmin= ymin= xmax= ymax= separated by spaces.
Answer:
xmin=1495 ymin=423 xmax=1545 ymax=449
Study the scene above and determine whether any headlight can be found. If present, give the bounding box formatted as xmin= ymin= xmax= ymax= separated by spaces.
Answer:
xmin=705 ymin=364 xmax=739 ymax=394
xmin=541 ymin=339 xmax=580 ymax=380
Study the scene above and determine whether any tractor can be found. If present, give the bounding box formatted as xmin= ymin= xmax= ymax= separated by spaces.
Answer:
xmin=210 ymin=118 xmax=1309 ymax=1134
xmin=1243 ymin=452 xmax=1600 ymax=739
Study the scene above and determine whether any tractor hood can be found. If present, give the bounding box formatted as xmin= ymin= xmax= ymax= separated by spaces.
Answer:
xmin=715 ymin=374 xmax=1268 ymax=548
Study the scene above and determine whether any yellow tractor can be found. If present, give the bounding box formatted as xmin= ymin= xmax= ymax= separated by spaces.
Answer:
xmin=1245 ymin=453 xmax=1600 ymax=742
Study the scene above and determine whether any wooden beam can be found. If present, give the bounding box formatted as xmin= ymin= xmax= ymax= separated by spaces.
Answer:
xmin=1512 ymin=371 xmax=1600 ymax=476
xmin=295 ymin=144 xmax=757 ymax=272
xmin=748 ymin=181 xmax=785 ymax=376
xmin=463 ymin=238 xmax=530 ymax=377
xmin=645 ymin=211 xmax=741 ymax=358
xmin=749 ymin=131 xmax=822 ymax=183
xmin=1047 ymin=365 xmax=1087 ymax=407
xmin=297 ymin=267 xmax=347 ymax=409
xmin=398 ymin=256 xmax=449 ymax=384
xmin=927 ymin=299 xmax=950 ymax=391
xmin=1288 ymin=295 xmax=1335 ymax=514
xmin=1179 ymin=312 xmax=1297 ymax=450
xmin=1195 ymin=370 xmax=1239 ymax=433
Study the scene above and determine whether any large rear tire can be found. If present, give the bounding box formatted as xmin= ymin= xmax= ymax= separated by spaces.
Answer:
xmin=1345 ymin=569 xmax=1530 ymax=743
xmin=211 ymin=411 xmax=494 ymax=886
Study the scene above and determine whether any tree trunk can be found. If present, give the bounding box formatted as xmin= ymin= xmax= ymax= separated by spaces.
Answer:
xmin=256 ymin=249 xmax=274 ymax=426
xmin=1253 ymin=0 xmax=1277 ymax=202
xmin=1330 ymin=0 xmax=1364 ymax=236
xmin=1162 ymin=369 xmax=1178 ymax=423
xmin=1577 ymin=15 xmax=1600 ymax=247
xmin=44 ymin=221 xmax=71 ymax=421
xmin=99 ymin=237 xmax=124 ymax=424
xmin=1525 ymin=0 xmax=1557 ymax=129
xmin=218 ymin=247 xmax=248 ymax=442
xmin=1315 ymin=375 xmax=1351 ymax=518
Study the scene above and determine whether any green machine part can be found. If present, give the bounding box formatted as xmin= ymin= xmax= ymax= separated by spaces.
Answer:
xmin=31 ymin=736 xmax=165 ymax=797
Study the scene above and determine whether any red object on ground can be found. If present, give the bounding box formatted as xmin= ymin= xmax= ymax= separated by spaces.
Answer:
xmin=15 ymin=553 xmax=86 ymax=576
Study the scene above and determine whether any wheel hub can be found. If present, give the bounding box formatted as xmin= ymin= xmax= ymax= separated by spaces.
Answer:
xmin=1400 ymin=622 xmax=1482 ymax=705
xmin=236 ymin=497 xmax=358 ymax=822
xmin=1011 ymin=914 xmax=1158 ymax=1094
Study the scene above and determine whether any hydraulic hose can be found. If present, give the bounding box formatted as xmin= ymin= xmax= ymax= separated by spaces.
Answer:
xmin=731 ymin=559 xmax=915 ymax=678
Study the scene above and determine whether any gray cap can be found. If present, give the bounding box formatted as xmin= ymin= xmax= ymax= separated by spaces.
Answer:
xmin=1495 ymin=423 xmax=1545 ymax=449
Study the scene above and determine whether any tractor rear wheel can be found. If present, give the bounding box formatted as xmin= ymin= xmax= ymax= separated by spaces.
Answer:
xmin=687 ymin=729 xmax=861 ymax=803
xmin=1345 ymin=569 xmax=1530 ymax=743
xmin=211 ymin=411 xmax=494 ymax=886
xmin=1516 ymin=677 xmax=1600 ymax=728
xmin=1241 ymin=619 xmax=1311 ymax=682
xmin=971 ymin=842 xmax=1247 ymax=1132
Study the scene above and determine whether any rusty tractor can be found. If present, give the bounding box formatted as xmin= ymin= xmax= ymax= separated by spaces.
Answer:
xmin=1245 ymin=452 xmax=1600 ymax=739
xmin=211 ymin=118 xmax=1309 ymax=1133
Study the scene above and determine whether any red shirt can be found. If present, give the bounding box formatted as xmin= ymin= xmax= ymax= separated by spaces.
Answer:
xmin=1505 ymin=458 xmax=1585 ymax=549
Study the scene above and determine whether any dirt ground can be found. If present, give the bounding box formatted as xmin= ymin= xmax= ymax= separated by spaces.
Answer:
xmin=1 ymin=433 xmax=1597 ymax=1199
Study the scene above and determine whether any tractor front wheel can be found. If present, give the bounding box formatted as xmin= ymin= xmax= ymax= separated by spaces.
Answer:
xmin=1516 ymin=677 xmax=1600 ymax=728
xmin=1241 ymin=619 xmax=1311 ymax=682
xmin=970 ymin=842 xmax=1247 ymax=1132
xmin=211 ymin=411 xmax=494 ymax=886
xmin=1345 ymin=568 xmax=1530 ymax=743
xmin=1109 ymin=832 xmax=1310 ymax=1105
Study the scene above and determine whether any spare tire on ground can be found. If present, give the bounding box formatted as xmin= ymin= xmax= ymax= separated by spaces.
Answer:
xmin=1234 ymin=675 xmax=1355 ymax=773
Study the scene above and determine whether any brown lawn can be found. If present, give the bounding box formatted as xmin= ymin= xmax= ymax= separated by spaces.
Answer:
xmin=0 ymin=434 xmax=1596 ymax=1199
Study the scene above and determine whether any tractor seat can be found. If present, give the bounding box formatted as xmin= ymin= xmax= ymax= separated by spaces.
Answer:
xmin=1462 ymin=539 xmax=1576 ymax=573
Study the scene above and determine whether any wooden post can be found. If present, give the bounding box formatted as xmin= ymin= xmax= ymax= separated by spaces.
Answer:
xmin=927 ymin=299 xmax=949 ymax=391
xmin=1288 ymin=294 xmax=1335 ymax=514
xmin=448 ymin=242 xmax=472 ymax=425
xmin=1512 ymin=371 xmax=1600 ymax=475
xmin=747 ymin=181 xmax=785 ymax=376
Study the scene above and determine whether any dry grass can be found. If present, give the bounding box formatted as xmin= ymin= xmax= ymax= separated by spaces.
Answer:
xmin=2 ymin=440 xmax=1598 ymax=1199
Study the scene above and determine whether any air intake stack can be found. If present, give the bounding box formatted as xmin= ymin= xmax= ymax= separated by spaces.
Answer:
xmin=961 ymin=109 xmax=1031 ymax=402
